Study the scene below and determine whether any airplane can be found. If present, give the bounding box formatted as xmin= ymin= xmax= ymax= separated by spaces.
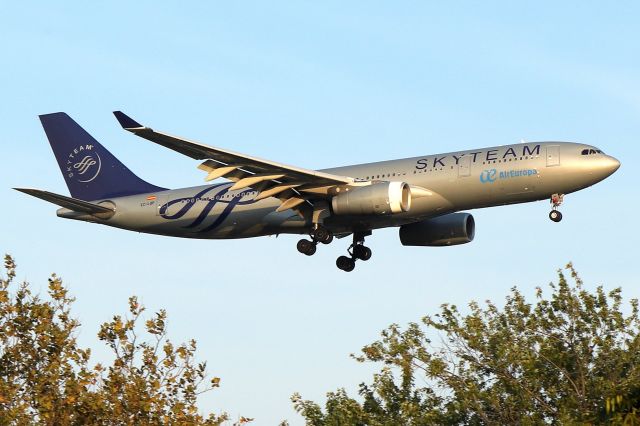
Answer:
xmin=16 ymin=112 xmax=620 ymax=272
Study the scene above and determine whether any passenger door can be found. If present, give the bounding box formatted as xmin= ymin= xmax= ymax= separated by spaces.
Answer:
xmin=458 ymin=155 xmax=471 ymax=177
xmin=546 ymin=145 xmax=560 ymax=167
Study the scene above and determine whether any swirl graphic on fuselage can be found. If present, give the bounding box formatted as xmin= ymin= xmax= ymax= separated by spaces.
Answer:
xmin=159 ymin=183 xmax=257 ymax=233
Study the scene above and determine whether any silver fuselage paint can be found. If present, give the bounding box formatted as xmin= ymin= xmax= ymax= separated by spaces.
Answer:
xmin=58 ymin=142 xmax=620 ymax=239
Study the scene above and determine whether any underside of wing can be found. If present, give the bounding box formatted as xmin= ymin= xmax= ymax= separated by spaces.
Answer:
xmin=113 ymin=111 xmax=356 ymax=213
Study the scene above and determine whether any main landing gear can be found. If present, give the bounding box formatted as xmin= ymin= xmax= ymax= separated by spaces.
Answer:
xmin=296 ymin=226 xmax=372 ymax=272
xmin=549 ymin=193 xmax=564 ymax=223
xmin=296 ymin=225 xmax=334 ymax=256
xmin=336 ymin=232 xmax=372 ymax=272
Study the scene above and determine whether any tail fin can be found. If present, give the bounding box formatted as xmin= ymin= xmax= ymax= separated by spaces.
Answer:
xmin=39 ymin=113 xmax=166 ymax=201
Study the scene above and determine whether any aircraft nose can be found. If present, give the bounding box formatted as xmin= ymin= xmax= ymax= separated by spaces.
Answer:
xmin=605 ymin=155 xmax=621 ymax=174
xmin=599 ymin=155 xmax=621 ymax=177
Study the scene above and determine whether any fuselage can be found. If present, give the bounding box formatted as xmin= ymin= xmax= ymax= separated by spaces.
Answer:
xmin=58 ymin=141 xmax=620 ymax=239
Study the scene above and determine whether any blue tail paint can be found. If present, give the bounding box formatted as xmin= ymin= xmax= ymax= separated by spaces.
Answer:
xmin=40 ymin=112 xmax=167 ymax=201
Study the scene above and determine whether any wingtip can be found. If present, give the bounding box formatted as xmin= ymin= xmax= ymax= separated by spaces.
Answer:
xmin=113 ymin=111 xmax=143 ymax=129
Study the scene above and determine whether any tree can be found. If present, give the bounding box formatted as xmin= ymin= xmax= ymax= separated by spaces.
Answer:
xmin=293 ymin=264 xmax=640 ymax=425
xmin=0 ymin=255 xmax=241 ymax=425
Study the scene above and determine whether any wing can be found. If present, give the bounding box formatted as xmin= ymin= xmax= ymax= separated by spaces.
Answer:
xmin=113 ymin=111 xmax=356 ymax=213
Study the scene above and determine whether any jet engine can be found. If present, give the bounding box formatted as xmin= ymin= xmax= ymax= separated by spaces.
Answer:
xmin=399 ymin=213 xmax=475 ymax=246
xmin=332 ymin=182 xmax=411 ymax=215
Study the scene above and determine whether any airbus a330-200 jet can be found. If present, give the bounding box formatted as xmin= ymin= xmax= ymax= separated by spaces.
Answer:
xmin=16 ymin=112 xmax=620 ymax=271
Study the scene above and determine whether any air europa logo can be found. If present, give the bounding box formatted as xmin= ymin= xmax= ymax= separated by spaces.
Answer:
xmin=480 ymin=168 xmax=538 ymax=184
xmin=480 ymin=169 xmax=497 ymax=183
xmin=66 ymin=144 xmax=101 ymax=183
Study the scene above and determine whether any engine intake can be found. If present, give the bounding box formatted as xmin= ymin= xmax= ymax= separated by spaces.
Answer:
xmin=332 ymin=182 xmax=411 ymax=215
xmin=399 ymin=213 xmax=475 ymax=246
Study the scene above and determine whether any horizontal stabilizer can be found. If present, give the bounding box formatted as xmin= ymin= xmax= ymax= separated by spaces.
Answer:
xmin=14 ymin=188 xmax=115 ymax=217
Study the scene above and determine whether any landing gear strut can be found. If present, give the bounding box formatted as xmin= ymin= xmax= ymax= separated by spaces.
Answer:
xmin=336 ymin=231 xmax=372 ymax=272
xmin=296 ymin=225 xmax=333 ymax=256
xmin=312 ymin=226 xmax=333 ymax=244
xmin=549 ymin=193 xmax=564 ymax=223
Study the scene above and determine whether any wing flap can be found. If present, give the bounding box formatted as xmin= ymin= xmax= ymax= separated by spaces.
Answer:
xmin=276 ymin=197 xmax=307 ymax=212
xmin=253 ymin=183 xmax=302 ymax=201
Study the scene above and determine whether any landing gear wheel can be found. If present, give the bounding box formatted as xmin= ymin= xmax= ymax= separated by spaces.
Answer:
xmin=313 ymin=226 xmax=333 ymax=245
xmin=549 ymin=194 xmax=564 ymax=223
xmin=336 ymin=255 xmax=356 ymax=272
xmin=353 ymin=245 xmax=372 ymax=261
xmin=549 ymin=210 xmax=563 ymax=223
xmin=297 ymin=239 xmax=317 ymax=256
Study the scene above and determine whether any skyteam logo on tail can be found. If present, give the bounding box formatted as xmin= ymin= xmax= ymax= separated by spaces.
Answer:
xmin=66 ymin=144 xmax=102 ymax=183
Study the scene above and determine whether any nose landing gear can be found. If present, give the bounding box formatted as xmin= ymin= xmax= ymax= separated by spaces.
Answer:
xmin=549 ymin=193 xmax=564 ymax=222
xmin=549 ymin=210 xmax=563 ymax=222
xmin=296 ymin=225 xmax=333 ymax=256
xmin=336 ymin=231 xmax=372 ymax=272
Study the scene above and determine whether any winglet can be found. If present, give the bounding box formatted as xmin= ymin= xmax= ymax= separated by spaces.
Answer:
xmin=113 ymin=111 xmax=144 ymax=129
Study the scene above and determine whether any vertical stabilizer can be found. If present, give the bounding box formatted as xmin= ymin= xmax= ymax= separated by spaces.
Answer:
xmin=39 ymin=113 xmax=166 ymax=201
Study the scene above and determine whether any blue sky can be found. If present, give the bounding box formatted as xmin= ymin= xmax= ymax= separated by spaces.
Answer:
xmin=1 ymin=2 xmax=638 ymax=424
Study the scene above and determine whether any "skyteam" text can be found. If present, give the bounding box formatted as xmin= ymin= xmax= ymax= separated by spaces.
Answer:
xmin=415 ymin=144 xmax=540 ymax=170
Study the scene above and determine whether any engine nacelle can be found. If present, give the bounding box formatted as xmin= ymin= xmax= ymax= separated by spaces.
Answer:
xmin=332 ymin=182 xmax=411 ymax=215
xmin=399 ymin=213 xmax=475 ymax=246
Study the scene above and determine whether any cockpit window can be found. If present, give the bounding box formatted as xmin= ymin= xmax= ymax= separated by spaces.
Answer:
xmin=581 ymin=148 xmax=604 ymax=155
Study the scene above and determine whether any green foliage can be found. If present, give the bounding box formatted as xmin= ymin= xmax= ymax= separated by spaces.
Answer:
xmin=0 ymin=255 xmax=233 ymax=425
xmin=293 ymin=264 xmax=640 ymax=425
